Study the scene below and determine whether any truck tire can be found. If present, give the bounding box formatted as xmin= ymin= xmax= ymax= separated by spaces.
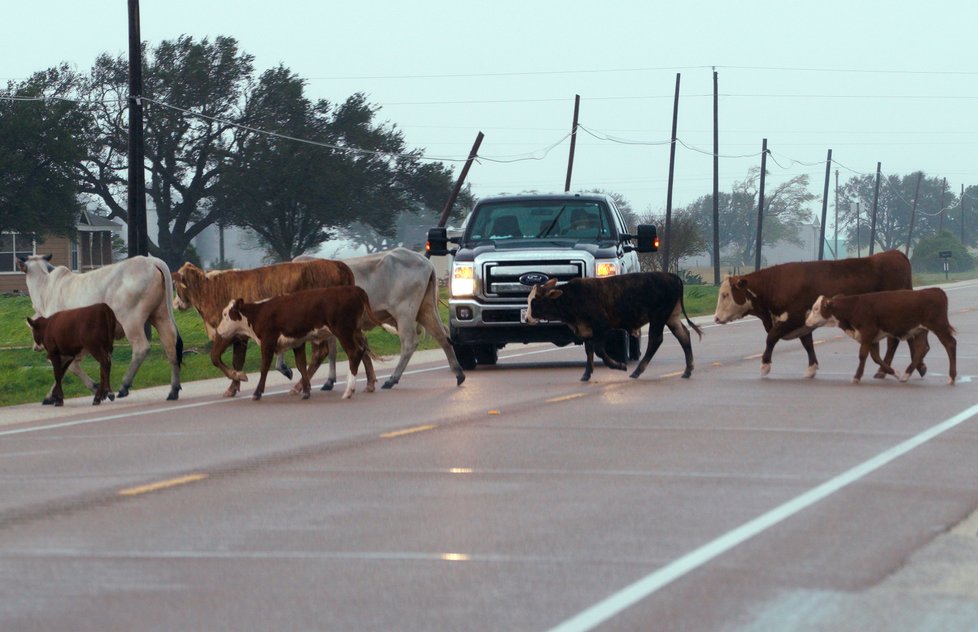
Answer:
xmin=455 ymin=344 xmax=477 ymax=371
xmin=474 ymin=344 xmax=498 ymax=366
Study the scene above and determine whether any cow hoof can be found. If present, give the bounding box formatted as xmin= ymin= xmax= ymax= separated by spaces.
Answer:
xmin=233 ymin=372 xmax=249 ymax=382
xmin=117 ymin=386 xmax=129 ymax=398
xmin=456 ymin=373 xmax=465 ymax=386
xmin=106 ymin=393 xmax=115 ymax=402
xmin=760 ymin=363 xmax=771 ymax=377
xmin=42 ymin=397 xmax=55 ymax=406
xmin=580 ymin=374 xmax=592 ymax=382
xmin=320 ymin=379 xmax=335 ymax=392
xmin=382 ymin=380 xmax=396 ymax=390
xmin=55 ymin=401 xmax=64 ymax=407
xmin=852 ymin=377 xmax=861 ymax=384
xmin=681 ymin=370 xmax=692 ymax=379
xmin=278 ymin=366 xmax=294 ymax=380
xmin=301 ymin=391 xmax=311 ymax=400
xmin=873 ymin=371 xmax=886 ymax=379
xmin=252 ymin=393 xmax=262 ymax=401
xmin=918 ymin=363 xmax=928 ymax=377
xmin=804 ymin=365 xmax=817 ymax=379
xmin=223 ymin=388 xmax=238 ymax=398
xmin=366 ymin=384 xmax=376 ymax=393
xmin=166 ymin=387 xmax=180 ymax=401
xmin=948 ymin=376 xmax=956 ymax=385
xmin=900 ymin=373 xmax=911 ymax=383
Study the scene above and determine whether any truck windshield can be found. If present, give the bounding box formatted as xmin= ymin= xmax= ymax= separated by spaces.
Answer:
xmin=467 ymin=201 xmax=612 ymax=243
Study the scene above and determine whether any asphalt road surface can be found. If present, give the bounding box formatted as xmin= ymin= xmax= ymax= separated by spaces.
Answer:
xmin=2 ymin=281 xmax=978 ymax=632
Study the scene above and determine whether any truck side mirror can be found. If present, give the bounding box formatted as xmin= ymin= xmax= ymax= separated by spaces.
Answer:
xmin=426 ymin=227 xmax=449 ymax=257
xmin=636 ymin=225 xmax=659 ymax=253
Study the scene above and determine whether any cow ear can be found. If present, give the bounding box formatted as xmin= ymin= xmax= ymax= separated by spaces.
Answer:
xmin=43 ymin=254 xmax=53 ymax=262
xmin=734 ymin=277 xmax=748 ymax=290
xmin=543 ymin=278 xmax=558 ymax=289
xmin=233 ymin=298 xmax=244 ymax=310
xmin=548 ymin=289 xmax=563 ymax=299
xmin=25 ymin=316 xmax=35 ymax=328
xmin=16 ymin=257 xmax=27 ymax=272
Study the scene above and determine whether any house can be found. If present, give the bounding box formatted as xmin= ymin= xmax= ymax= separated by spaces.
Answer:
xmin=0 ymin=210 xmax=122 ymax=294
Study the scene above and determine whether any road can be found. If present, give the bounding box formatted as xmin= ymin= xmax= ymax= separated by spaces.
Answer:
xmin=1 ymin=281 xmax=977 ymax=632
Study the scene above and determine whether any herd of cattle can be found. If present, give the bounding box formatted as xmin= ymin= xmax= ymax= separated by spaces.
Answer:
xmin=16 ymin=248 xmax=957 ymax=407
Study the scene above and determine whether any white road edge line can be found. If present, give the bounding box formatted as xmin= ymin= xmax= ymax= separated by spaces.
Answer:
xmin=547 ymin=402 xmax=978 ymax=632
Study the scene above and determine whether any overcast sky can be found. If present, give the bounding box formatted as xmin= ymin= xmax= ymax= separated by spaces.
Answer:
xmin=5 ymin=0 xmax=978 ymax=226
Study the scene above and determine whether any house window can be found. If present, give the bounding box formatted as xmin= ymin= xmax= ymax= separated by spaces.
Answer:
xmin=71 ymin=237 xmax=79 ymax=271
xmin=0 ymin=233 xmax=35 ymax=274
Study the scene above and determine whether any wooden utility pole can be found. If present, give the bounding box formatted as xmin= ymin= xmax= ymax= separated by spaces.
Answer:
xmin=962 ymin=183 xmax=966 ymax=244
xmin=834 ymin=169 xmax=839 ymax=258
xmin=712 ymin=69 xmax=720 ymax=285
xmin=127 ymin=0 xmax=148 ymax=257
xmin=663 ymin=73 xmax=681 ymax=272
xmin=437 ymin=131 xmax=484 ymax=227
xmin=855 ymin=201 xmax=861 ymax=257
xmin=754 ymin=138 xmax=768 ymax=271
xmin=905 ymin=172 xmax=923 ymax=255
xmin=869 ymin=162 xmax=881 ymax=255
xmin=939 ymin=177 xmax=947 ymax=232
xmin=564 ymin=94 xmax=580 ymax=192
xmin=818 ymin=149 xmax=832 ymax=260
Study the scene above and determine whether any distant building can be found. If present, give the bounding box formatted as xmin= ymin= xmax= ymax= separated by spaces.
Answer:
xmin=0 ymin=209 xmax=123 ymax=294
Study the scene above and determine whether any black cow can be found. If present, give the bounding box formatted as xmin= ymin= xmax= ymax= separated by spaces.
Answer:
xmin=526 ymin=273 xmax=703 ymax=382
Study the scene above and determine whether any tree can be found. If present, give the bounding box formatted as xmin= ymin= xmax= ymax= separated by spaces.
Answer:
xmin=217 ymin=78 xmax=466 ymax=261
xmin=74 ymin=36 xmax=255 ymax=269
xmin=0 ymin=66 xmax=84 ymax=240
xmin=636 ymin=206 xmax=707 ymax=273
xmin=689 ymin=168 xmax=816 ymax=266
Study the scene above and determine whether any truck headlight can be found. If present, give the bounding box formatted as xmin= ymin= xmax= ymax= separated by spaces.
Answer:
xmin=595 ymin=261 xmax=619 ymax=277
xmin=451 ymin=262 xmax=475 ymax=296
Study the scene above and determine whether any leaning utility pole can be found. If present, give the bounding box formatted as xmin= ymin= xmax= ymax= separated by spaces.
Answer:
xmin=939 ymin=176 xmax=947 ymax=232
xmin=754 ymin=138 xmax=768 ymax=271
xmin=437 ymin=131 xmax=484 ymax=227
xmin=869 ymin=162 xmax=881 ymax=255
xmin=662 ymin=74 xmax=681 ymax=272
xmin=564 ymin=94 xmax=580 ymax=192
xmin=818 ymin=149 xmax=832 ymax=260
xmin=712 ymin=69 xmax=720 ymax=285
xmin=905 ymin=172 xmax=923 ymax=256
xmin=127 ymin=0 xmax=148 ymax=257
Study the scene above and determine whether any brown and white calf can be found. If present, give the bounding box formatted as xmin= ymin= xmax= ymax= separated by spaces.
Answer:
xmin=216 ymin=286 xmax=380 ymax=400
xmin=26 ymin=303 xmax=118 ymax=406
xmin=805 ymin=288 xmax=956 ymax=384
xmin=526 ymin=273 xmax=703 ymax=382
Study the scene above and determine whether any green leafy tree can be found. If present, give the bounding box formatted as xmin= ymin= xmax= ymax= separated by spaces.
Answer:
xmin=636 ymin=206 xmax=707 ymax=273
xmin=74 ymin=36 xmax=255 ymax=269
xmin=0 ymin=66 xmax=84 ymax=239
xmin=910 ymin=231 xmax=974 ymax=273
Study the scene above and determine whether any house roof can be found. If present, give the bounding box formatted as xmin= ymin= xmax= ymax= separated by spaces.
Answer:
xmin=78 ymin=209 xmax=123 ymax=233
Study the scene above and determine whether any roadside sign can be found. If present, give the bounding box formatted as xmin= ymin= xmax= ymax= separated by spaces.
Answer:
xmin=939 ymin=250 xmax=952 ymax=258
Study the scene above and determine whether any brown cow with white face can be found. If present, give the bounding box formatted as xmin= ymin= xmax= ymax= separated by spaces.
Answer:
xmin=713 ymin=250 xmax=919 ymax=379
xmin=806 ymin=288 xmax=956 ymax=384
xmin=216 ymin=286 xmax=380 ymax=401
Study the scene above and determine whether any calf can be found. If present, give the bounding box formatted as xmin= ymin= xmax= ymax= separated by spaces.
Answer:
xmin=805 ymin=288 xmax=956 ymax=384
xmin=526 ymin=273 xmax=703 ymax=382
xmin=26 ymin=303 xmax=118 ymax=406
xmin=216 ymin=286 xmax=380 ymax=400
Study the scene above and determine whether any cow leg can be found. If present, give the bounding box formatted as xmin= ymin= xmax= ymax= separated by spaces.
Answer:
xmin=334 ymin=331 xmax=363 ymax=400
xmin=149 ymin=309 xmax=182 ymax=401
xmin=868 ymin=342 xmax=898 ymax=380
xmin=853 ymin=342 xmax=872 ymax=384
xmin=292 ymin=341 xmax=325 ymax=395
xmin=933 ymin=329 xmax=957 ymax=385
xmin=275 ymin=352 xmax=294 ymax=381
xmin=799 ymin=333 xmax=819 ymax=378
xmin=667 ymin=315 xmax=696 ymax=379
xmin=580 ymin=340 xmax=595 ymax=382
xmin=252 ymin=345 xmax=275 ymax=401
xmin=292 ymin=345 xmax=311 ymax=399
xmin=912 ymin=333 xmax=929 ymax=377
xmin=91 ymin=348 xmax=114 ymax=405
xmin=630 ymin=326 xmax=664 ymax=379
xmin=383 ymin=317 xmax=418 ymax=390
xmin=49 ymin=354 xmax=69 ymax=407
xmin=116 ymin=322 xmax=153 ymax=398
xmin=43 ymin=356 xmax=97 ymax=405
xmin=760 ymin=331 xmax=782 ymax=377
xmin=418 ymin=301 xmax=466 ymax=386
xmin=319 ymin=335 xmax=338 ymax=392
xmin=593 ymin=332 xmax=627 ymax=372
xmin=875 ymin=337 xmax=900 ymax=379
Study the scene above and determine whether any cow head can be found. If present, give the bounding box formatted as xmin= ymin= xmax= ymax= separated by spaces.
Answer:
xmin=172 ymin=263 xmax=205 ymax=310
xmin=17 ymin=254 xmax=54 ymax=275
xmin=217 ymin=298 xmax=253 ymax=339
xmin=526 ymin=278 xmax=563 ymax=324
xmin=25 ymin=316 xmax=46 ymax=352
xmin=714 ymin=275 xmax=754 ymax=324
xmin=805 ymin=295 xmax=838 ymax=329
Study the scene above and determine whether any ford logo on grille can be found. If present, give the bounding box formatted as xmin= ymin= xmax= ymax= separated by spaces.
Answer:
xmin=519 ymin=272 xmax=550 ymax=286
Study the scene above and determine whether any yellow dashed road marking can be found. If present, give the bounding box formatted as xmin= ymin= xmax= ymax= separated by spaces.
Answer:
xmin=380 ymin=424 xmax=436 ymax=439
xmin=546 ymin=393 xmax=587 ymax=403
xmin=118 ymin=473 xmax=208 ymax=497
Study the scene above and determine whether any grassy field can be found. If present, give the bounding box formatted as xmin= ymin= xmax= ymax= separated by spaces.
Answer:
xmin=3 ymin=268 xmax=972 ymax=407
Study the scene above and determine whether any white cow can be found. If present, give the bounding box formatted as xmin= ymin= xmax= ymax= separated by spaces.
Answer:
xmin=18 ymin=254 xmax=183 ymax=402
xmin=293 ymin=248 xmax=465 ymax=390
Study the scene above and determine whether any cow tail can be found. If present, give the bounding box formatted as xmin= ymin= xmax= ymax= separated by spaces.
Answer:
xmin=157 ymin=260 xmax=184 ymax=367
xmin=677 ymin=277 xmax=704 ymax=340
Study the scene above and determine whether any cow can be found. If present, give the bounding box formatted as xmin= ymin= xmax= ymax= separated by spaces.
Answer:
xmin=525 ymin=273 xmax=704 ymax=382
xmin=712 ymin=250 xmax=921 ymax=379
xmin=18 ymin=254 xmax=183 ymax=402
xmin=26 ymin=303 xmax=118 ymax=406
xmin=805 ymin=288 xmax=956 ymax=384
xmin=293 ymin=248 xmax=465 ymax=390
xmin=216 ymin=286 xmax=381 ymax=401
xmin=171 ymin=259 xmax=354 ymax=397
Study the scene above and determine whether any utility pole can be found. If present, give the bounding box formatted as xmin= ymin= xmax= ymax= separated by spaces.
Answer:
xmin=939 ymin=177 xmax=947 ymax=233
xmin=855 ymin=201 xmax=861 ymax=257
xmin=663 ymin=73 xmax=680 ymax=273
xmin=818 ymin=149 xmax=832 ymax=260
xmin=437 ymin=131 xmax=484 ymax=227
xmin=563 ymin=94 xmax=580 ymax=192
xmin=906 ymin=172 xmax=923 ymax=256
xmin=834 ymin=169 xmax=839 ymax=258
xmin=962 ymin=183 xmax=966 ymax=244
xmin=869 ymin=162 xmax=881 ymax=255
xmin=127 ymin=0 xmax=148 ymax=258
xmin=754 ymin=138 xmax=768 ymax=271
xmin=712 ymin=68 xmax=720 ymax=285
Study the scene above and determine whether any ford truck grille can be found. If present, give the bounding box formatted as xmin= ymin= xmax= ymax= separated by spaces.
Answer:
xmin=483 ymin=260 xmax=586 ymax=298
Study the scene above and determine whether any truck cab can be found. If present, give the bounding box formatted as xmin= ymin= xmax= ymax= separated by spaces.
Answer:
xmin=427 ymin=192 xmax=658 ymax=370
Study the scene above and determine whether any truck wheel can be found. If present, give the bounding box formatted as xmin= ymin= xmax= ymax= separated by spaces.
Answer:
xmin=474 ymin=344 xmax=498 ymax=366
xmin=629 ymin=333 xmax=641 ymax=361
xmin=455 ymin=344 xmax=477 ymax=371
